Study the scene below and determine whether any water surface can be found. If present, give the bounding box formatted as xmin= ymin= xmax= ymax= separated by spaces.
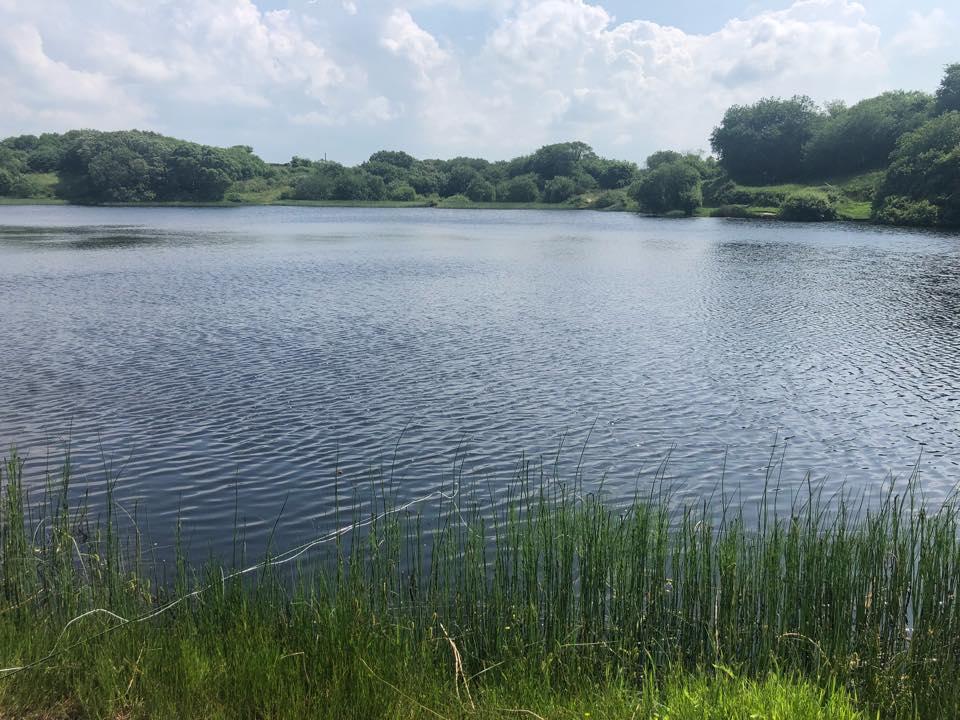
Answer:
xmin=1 ymin=205 xmax=958 ymax=556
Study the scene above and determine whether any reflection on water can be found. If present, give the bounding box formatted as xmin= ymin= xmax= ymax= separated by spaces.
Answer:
xmin=1 ymin=205 xmax=958 ymax=560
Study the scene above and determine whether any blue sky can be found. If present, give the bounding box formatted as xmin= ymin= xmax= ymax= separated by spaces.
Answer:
xmin=0 ymin=0 xmax=955 ymax=164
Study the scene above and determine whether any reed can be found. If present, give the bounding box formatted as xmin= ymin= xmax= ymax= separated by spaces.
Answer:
xmin=1 ymin=448 xmax=957 ymax=718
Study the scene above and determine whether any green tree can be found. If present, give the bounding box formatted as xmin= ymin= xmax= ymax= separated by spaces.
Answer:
xmin=527 ymin=142 xmax=595 ymax=179
xmin=503 ymin=175 xmax=540 ymax=202
xmin=710 ymin=96 xmax=823 ymax=184
xmin=596 ymin=160 xmax=639 ymax=189
xmin=935 ymin=63 xmax=960 ymax=115
xmin=368 ymin=150 xmax=416 ymax=169
xmin=630 ymin=161 xmax=702 ymax=215
xmin=0 ymin=167 xmax=16 ymax=195
xmin=873 ymin=112 xmax=960 ymax=226
xmin=803 ymin=91 xmax=932 ymax=178
xmin=441 ymin=164 xmax=479 ymax=197
xmin=465 ymin=177 xmax=495 ymax=202
xmin=386 ymin=181 xmax=417 ymax=201
xmin=543 ymin=176 xmax=576 ymax=203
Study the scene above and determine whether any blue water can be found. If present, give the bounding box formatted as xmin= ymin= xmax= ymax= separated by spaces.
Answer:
xmin=1 ymin=205 xmax=958 ymax=557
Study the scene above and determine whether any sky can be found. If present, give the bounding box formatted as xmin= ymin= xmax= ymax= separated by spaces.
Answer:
xmin=0 ymin=0 xmax=955 ymax=165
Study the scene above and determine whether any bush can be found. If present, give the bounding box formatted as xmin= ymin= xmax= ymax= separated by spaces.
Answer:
xmin=465 ymin=178 xmax=495 ymax=202
xmin=592 ymin=189 xmax=630 ymax=210
xmin=778 ymin=190 xmax=838 ymax=221
xmin=630 ymin=161 xmax=702 ymax=215
xmin=503 ymin=175 xmax=540 ymax=202
xmin=543 ymin=176 xmax=576 ymax=203
xmin=0 ymin=167 xmax=17 ymax=195
xmin=386 ymin=181 xmax=417 ymax=202
xmin=873 ymin=196 xmax=940 ymax=227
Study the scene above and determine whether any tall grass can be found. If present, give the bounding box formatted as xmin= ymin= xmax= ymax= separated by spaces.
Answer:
xmin=1 ymin=448 xmax=957 ymax=718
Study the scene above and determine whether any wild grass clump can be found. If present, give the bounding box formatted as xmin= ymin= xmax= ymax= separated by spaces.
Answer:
xmin=1 ymin=448 xmax=958 ymax=718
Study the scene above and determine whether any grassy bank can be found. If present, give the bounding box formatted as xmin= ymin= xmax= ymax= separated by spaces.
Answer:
xmin=2 ymin=450 xmax=959 ymax=718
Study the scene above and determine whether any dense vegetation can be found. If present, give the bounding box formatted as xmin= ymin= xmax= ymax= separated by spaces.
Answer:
xmin=1 ymin=62 xmax=957 ymax=227
xmin=2 ymin=449 xmax=959 ymax=718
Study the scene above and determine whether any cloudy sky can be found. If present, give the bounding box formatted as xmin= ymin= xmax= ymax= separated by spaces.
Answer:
xmin=0 ymin=0 xmax=954 ymax=164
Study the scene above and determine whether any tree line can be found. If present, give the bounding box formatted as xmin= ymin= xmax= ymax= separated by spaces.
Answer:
xmin=0 ymin=62 xmax=957 ymax=227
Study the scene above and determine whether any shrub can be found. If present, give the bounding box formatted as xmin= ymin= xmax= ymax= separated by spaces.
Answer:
xmin=543 ymin=176 xmax=577 ymax=203
xmin=778 ymin=190 xmax=838 ymax=221
xmin=386 ymin=181 xmax=417 ymax=202
xmin=630 ymin=161 xmax=702 ymax=215
xmin=465 ymin=178 xmax=495 ymax=202
xmin=0 ymin=167 xmax=18 ymax=195
xmin=873 ymin=196 xmax=940 ymax=227
xmin=592 ymin=189 xmax=630 ymax=209
xmin=503 ymin=175 xmax=540 ymax=202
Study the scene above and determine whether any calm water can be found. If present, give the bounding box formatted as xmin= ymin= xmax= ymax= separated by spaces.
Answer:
xmin=1 ymin=205 xmax=959 ymax=557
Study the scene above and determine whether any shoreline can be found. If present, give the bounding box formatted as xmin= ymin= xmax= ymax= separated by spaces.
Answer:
xmin=0 ymin=197 xmax=884 ymax=224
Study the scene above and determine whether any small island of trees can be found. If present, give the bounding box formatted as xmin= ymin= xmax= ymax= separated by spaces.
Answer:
xmin=1 ymin=63 xmax=957 ymax=228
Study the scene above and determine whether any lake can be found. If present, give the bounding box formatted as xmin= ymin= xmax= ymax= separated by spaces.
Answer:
xmin=1 ymin=205 xmax=958 ymax=558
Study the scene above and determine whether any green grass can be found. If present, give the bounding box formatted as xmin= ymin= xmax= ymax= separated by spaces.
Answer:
xmin=1 ymin=448 xmax=958 ymax=718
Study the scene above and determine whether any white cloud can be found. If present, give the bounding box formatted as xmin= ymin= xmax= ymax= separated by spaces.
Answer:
xmin=0 ymin=0 xmax=948 ymax=163
xmin=890 ymin=9 xmax=950 ymax=56
xmin=401 ymin=0 xmax=886 ymax=157
xmin=380 ymin=9 xmax=453 ymax=88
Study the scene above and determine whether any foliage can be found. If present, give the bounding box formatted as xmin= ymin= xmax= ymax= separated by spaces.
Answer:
xmin=803 ymin=91 xmax=933 ymax=178
xmin=52 ymin=130 xmax=270 ymax=203
xmin=631 ymin=160 xmax=703 ymax=215
xmin=526 ymin=141 xmax=596 ymax=179
xmin=441 ymin=164 xmax=480 ymax=197
xmin=592 ymin=189 xmax=632 ymax=209
xmin=711 ymin=96 xmax=824 ymax=184
xmin=386 ymin=181 xmax=417 ymax=202
xmin=873 ymin=196 xmax=940 ymax=227
xmin=595 ymin=159 xmax=639 ymax=189
xmin=778 ymin=190 xmax=838 ymax=221
xmin=502 ymin=174 xmax=540 ymax=202
xmin=873 ymin=112 xmax=960 ymax=226
xmin=0 ymin=167 xmax=15 ymax=196
xmin=935 ymin=63 xmax=960 ymax=115
xmin=465 ymin=177 xmax=495 ymax=202
xmin=543 ymin=175 xmax=577 ymax=203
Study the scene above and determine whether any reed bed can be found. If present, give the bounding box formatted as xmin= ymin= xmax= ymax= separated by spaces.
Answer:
xmin=1 ymin=448 xmax=958 ymax=718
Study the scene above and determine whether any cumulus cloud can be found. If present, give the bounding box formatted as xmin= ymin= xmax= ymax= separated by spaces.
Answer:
xmin=399 ymin=0 xmax=887 ymax=157
xmin=890 ymin=9 xmax=951 ymax=56
xmin=380 ymin=8 xmax=454 ymax=88
xmin=0 ymin=0 xmax=950 ymax=163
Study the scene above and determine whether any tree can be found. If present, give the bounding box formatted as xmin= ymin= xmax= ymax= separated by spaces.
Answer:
xmin=630 ymin=161 xmax=702 ymax=215
xmin=596 ymin=160 xmax=638 ymax=189
xmin=543 ymin=176 xmax=576 ymax=203
xmin=935 ymin=63 xmax=960 ymax=115
xmin=387 ymin=181 xmax=417 ymax=201
xmin=0 ymin=167 xmax=16 ymax=195
xmin=803 ymin=91 xmax=932 ymax=178
xmin=646 ymin=150 xmax=684 ymax=170
xmin=441 ymin=164 xmax=479 ymax=197
xmin=710 ymin=96 xmax=823 ymax=184
xmin=873 ymin=112 xmax=960 ymax=226
xmin=503 ymin=175 xmax=540 ymax=202
xmin=465 ymin=178 xmax=495 ymax=202
xmin=527 ymin=142 xmax=595 ymax=179
xmin=368 ymin=150 xmax=416 ymax=169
